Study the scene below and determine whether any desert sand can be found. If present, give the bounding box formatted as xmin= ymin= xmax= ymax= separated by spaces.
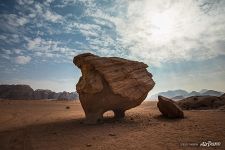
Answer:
xmin=0 ymin=100 xmax=224 ymax=150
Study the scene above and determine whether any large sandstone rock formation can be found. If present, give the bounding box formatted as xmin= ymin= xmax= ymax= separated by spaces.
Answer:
xmin=0 ymin=84 xmax=78 ymax=100
xmin=177 ymin=96 xmax=225 ymax=110
xmin=73 ymin=53 xmax=155 ymax=124
xmin=0 ymin=85 xmax=34 ymax=100
xmin=33 ymin=89 xmax=58 ymax=100
xmin=57 ymin=91 xmax=78 ymax=100
xmin=157 ymin=95 xmax=184 ymax=118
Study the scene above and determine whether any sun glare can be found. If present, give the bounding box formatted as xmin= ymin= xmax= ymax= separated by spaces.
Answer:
xmin=150 ymin=13 xmax=175 ymax=41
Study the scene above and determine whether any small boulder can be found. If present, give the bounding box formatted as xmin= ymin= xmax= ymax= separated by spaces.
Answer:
xmin=86 ymin=144 xmax=92 ymax=147
xmin=108 ymin=133 xmax=116 ymax=136
xmin=157 ymin=95 xmax=184 ymax=118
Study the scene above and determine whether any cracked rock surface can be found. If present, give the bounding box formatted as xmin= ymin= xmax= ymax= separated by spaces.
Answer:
xmin=73 ymin=53 xmax=155 ymax=124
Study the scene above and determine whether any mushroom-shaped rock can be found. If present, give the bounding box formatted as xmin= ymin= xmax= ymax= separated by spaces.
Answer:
xmin=73 ymin=53 xmax=155 ymax=124
xmin=157 ymin=95 xmax=184 ymax=118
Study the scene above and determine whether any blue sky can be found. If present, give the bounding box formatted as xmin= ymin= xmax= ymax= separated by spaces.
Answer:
xmin=0 ymin=0 xmax=225 ymax=96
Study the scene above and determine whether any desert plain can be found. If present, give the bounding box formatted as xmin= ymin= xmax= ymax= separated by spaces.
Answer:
xmin=0 ymin=100 xmax=224 ymax=150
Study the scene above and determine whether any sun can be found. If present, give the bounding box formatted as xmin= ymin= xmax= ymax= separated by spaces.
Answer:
xmin=150 ymin=12 xmax=175 ymax=40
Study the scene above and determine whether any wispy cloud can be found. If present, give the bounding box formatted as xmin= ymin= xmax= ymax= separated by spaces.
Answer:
xmin=0 ymin=0 xmax=225 ymax=93
xmin=0 ymin=14 xmax=29 ymax=33
xmin=1 ymin=0 xmax=225 ymax=66
xmin=83 ymin=0 xmax=225 ymax=66
xmin=15 ymin=55 xmax=31 ymax=64
xmin=44 ymin=10 xmax=62 ymax=23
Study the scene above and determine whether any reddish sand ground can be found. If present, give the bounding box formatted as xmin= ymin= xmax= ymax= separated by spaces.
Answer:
xmin=0 ymin=100 xmax=224 ymax=150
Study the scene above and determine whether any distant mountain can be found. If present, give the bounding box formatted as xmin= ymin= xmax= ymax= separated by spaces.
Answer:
xmin=187 ymin=91 xmax=201 ymax=97
xmin=33 ymin=89 xmax=59 ymax=100
xmin=150 ymin=89 xmax=224 ymax=100
xmin=171 ymin=95 xmax=185 ymax=100
xmin=201 ymin=90 xmax=223 ymax=97
xmin=150 ymin=90 xmax=188 ymax=99
xmin=0 ymin=85 xmax=34 ymax=100
xmin=199 ymin=89 xmax=208 ymax=94
xmin=221 ymin=93 xmax=225 ymax=98
xmin=0 ymin=84 xmax=78 ymax=100
xmin=57 ymin=91 xmax=78 ymax=100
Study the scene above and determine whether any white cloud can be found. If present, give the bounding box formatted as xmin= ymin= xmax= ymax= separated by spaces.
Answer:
xmin=0 ymin=33 xmax=21 ymax=44
xmin=26 ymin=37 xmax=78 ymax=62
xmin=44 ymin=0 xmax=55 ymax=6
xmin=1 ymin=54 xmax=10 ymax=60
xmin=15 ymin=56 xmax=31 ymax=64
xmin=65 ymin=22 xmax=101 ymax=36
xmin=0 ymin=49 xmax=13 ymax=60
xmin=27 ymin=37 xmax=61 ymax=52
xmin=83 ymin=0 xmax=225 ymax=66
xmin=27 ymin=37 xmax=42 ymax=49
xmin=26 ymin=2 xmax=62 ymax=24
xmin=16 ymin=0 xmax=34 ymax=5
xmin=1 ymin=0 xmax=225 ymax=94
xmin=44 ymin=10 xmax=62 ymax=22
xmin=14 ymin=49 xmax=22 ymax=54
xmin=2 ymin=49 xmax=12 ymax=55
xmin=0 ymin=35 xmax=7 ymax=40
xmin=17 ymin=17 xmax=29 ymax=26
xmin=0 ymin=48 xmax=23 ymax=59
xmin=8 ymin=14 xmax=28 ymax=26
xmin=0 ymin=14 xmax=29 ymax=32
xmin=2 ymin=0 xmax=225 ymax=67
